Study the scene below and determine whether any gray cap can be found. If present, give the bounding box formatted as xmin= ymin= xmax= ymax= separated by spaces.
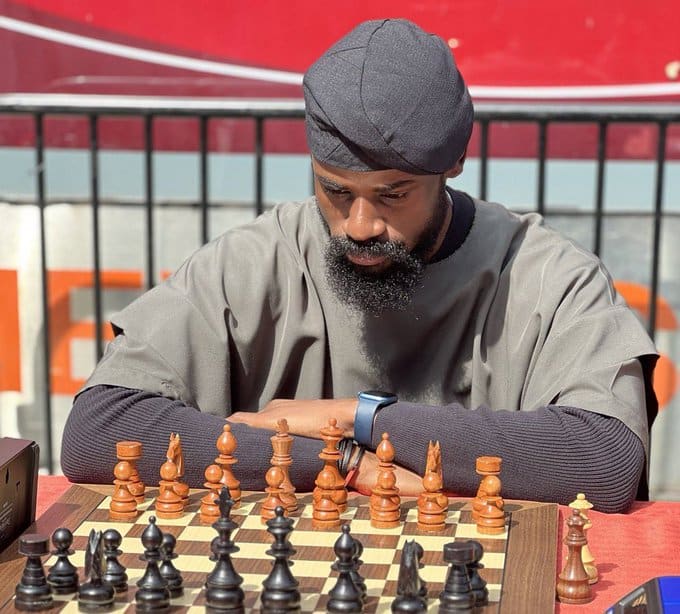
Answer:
xmin=303 ymin=19 xmax=474 ymax=175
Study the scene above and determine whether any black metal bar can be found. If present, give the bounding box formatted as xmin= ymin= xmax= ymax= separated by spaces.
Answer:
xmin=199 ymin=116 xmax=209 ymax=244
xmin=35 ymin=112 xmax=53 ymax=474
xmin=478 ymin=120 xmax=489 ymax=201
xmin=3 ymin=95 xmax=680 ymax=122
xmin=648 ymin=121 xmax=668 ymax=340
xmin=144 ymin=115 xmax=155 ymax=289
xmin=255 ymin=117 xmax=264 ymax=216
xmin=536 ymin=120 xmax=547 ymax=216
xmin=593 ymin=121 xmax=608 ymax=257
xmin=89 ymin=115 xmax=103 ymax=361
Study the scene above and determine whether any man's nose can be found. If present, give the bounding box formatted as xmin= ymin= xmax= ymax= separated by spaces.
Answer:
xmin=343 ymin=197 xmax=386 ymax=242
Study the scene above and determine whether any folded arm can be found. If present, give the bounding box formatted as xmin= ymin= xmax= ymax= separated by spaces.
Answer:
xmin=223 ymin=395 xmax=646 ymax=512
xmin=61 ymin=385 xmax=327 ymax=491
xmin=370 ymin=401 xmax=644 ymax=513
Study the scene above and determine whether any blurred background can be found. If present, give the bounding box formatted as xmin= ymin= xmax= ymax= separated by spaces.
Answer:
xmin=1 ymin=0 xmax=679 ymax=499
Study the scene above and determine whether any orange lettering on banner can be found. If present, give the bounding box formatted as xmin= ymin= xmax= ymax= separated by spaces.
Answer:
xmin=614 ymin=280 xmax=680 ymax=410
xmin=48 ymin=270 xmax=143 ymax=395
xmin=0 ymin=269 xmax=21 ymax=391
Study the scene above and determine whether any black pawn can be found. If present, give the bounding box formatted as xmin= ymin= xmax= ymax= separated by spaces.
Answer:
xmin=14 ymin=533 xmax=53 ymax=611
xmin=438 ymin=541 xmax=475 ymax=613
xmin=204 ymin=487 xmax=244 ymax=612
xmin=135 ymin=516 xmax=170 ymax=612
xmin=391 ymin=540 xmax=427 ymax=613
xmin=260 ymin=505 xmax=300 ymax=612
xmin=159 ymin=532 xmax=184 ymax=598
xmin=78 ymin=528 xmax=115 ymax=612
xmin=350 ymin=536 xmax=367 ymax=603
xmin=327 ymin=524 xmax=363 ymax=613
xmin=102 ymin=528 xmax=128 ymax=592
xmin=466 ymin=540 xmax=488 ymax=606
xmin=47 ymin=527 xmax=79 ymax=594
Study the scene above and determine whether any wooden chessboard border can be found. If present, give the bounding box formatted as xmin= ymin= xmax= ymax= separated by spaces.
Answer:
xmin=0 ymin=485 xmax=558 ymax=613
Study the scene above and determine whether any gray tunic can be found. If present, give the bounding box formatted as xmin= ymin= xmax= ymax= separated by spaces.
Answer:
xmin=84 ymin=197 xmax=657 ymax=454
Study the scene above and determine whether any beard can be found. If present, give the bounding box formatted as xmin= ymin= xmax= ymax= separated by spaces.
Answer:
xmin=323 ymin=187 xmax=450 ymax=315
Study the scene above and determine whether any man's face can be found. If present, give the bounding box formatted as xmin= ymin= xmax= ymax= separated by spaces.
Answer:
xmin=313 ymin=159 xmax=453 ymax=314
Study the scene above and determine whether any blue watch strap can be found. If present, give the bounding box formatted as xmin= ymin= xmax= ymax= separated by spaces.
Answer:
xmin=354 ymin=391 xmax=397 ymax=447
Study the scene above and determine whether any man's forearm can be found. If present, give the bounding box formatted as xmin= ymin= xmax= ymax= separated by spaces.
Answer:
xmin=61 ymin=385 xmax=324 ymax=491
xmin=373 ymin=402 xmax=645 ymax=513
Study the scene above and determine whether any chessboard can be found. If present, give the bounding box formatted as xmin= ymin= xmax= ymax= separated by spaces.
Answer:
xmin=0 ymin=485 xmax=558 ymax=613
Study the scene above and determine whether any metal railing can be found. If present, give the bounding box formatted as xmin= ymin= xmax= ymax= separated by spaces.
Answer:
xmin=2 ymin=93 xmax=680 ymax=473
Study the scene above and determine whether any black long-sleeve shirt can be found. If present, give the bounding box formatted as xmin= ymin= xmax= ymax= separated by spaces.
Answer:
xmin=61 ymin=384 xmax=645 ymax=513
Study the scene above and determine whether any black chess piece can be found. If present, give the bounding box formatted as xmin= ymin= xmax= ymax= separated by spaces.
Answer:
xmin=47 ymin=527 xmax=79 ymax=595
xmin=260 ymin=505 xmax=300 ymax=611
xmin=159 ymin=532 xmax=184 ymax=598
xmin=14 ymin=533 xmax=53 ymax=611
xmin=135 ymin=516 xmax=170 ymax=612
xmin=102 ymin=528 xmax=128 ymax=592
xmin=438 ymin=541 xmax=475 ymax=613
xmin=327 ymin=524 xmax=363 ymax=613
xmin=391 ymin=540 xmax=427 ymax=612
xmin=350 ymin=535 xmax=367 ymax=603
xmin=78 ymin=529 xmax=115 ymax=612
xmin=204 ymin=487 xmax=245 ymax=612
xmin=466 ymin=540 xmax=488 ymax=606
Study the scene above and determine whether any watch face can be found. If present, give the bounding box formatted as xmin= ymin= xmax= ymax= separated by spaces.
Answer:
xmin=359 ymin=390 xmax=397 ymax=403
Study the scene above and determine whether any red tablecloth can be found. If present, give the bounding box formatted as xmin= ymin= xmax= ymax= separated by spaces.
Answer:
xmin=37 ymin=475 xmax=680 ymax=613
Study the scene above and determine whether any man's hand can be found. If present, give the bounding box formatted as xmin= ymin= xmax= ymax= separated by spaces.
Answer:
xmin=227 ymin=398 xmax=357 ymax=438
xmin=348 ymin=450 xmax=423 ymax=497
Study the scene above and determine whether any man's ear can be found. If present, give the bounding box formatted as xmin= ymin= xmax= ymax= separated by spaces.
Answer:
xmin=443 ymin=149 xmax=467 ymax=179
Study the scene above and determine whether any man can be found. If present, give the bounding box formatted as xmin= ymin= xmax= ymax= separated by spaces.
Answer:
xmin=61 ymin=19 xmax=657 ymax=513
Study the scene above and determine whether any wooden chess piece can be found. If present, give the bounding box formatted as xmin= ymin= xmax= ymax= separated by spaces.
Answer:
xmin=467 ymin=540 xmax=489 ymax=606
xmin=136 ymin=517 xmax=171 ymax=611
xmin=312 ymin=467 xmax=342 ymax=529
xmin=392 ymin=539 xmax=428 ymax=612
xmin=370 ymin=433 xmax=401 ymax=529
xmin=476 ymin=497 xmax=506 ymax=535
xmin=109 ymin=459 xmax=139 ymax=521
xmin=167 ymin=432 xmax=190 ymax=508
xmin=260 ymin=506 xmax=300 ymax=611
xmin=556 ymin=508 xmax=593 ymax=604
xmin=417 ymin=440 xmax=448 ymax=532
xmin=159 ymin=533 xmax=184 ymax=598
xmin=79 ymin=529 xmax=115 ymax=611
xmin=215 ymin=422 xmax=242 ymax=508
xmin=155 ymin=459 xmax=184 ymax=519
xmin=47 ymin=528 xmax=79 ymax=595
xmin=569 ymin=493 xmax=597 ymax=584
xmin=200 ymin=464 xmax=223 ymax=524
xmin=102 ymin=528 xmax=128 ymax=592
xmin=204 ymin=490 xmax=244 ymax=611
xmin=472 ymin=456 xmax=502 ymax=521
xmin=261 ymin=465 xmax=287 ymax=523
xmin=313 ymin=418 xmax=348 ymax=512
xmin=14 ymin=533 xmax=53 ymax=611
xmin=327 ymin=524 xmax=363 ymax=612
xmin=270 ymin=418 xmax=298 ymax=513
xmin=116 ymin=440 xmax=145 ymax=503
xmin=439 ymin=540 xmax=475 ymax=613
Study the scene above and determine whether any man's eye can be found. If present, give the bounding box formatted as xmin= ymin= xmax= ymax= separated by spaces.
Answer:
xmin=382 ymin=192 xmax=407 ymax=201
xmin=324 ymin=186 xmax=350 ymax=197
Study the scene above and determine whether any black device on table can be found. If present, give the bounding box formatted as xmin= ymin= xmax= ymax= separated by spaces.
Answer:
xmin=606 ymin=576 xmax=680 ymax=613
xmin=0 ymin=438 xmax=39 ymax=552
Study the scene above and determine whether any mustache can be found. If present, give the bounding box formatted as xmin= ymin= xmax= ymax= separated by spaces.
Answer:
xmin=329 ymin=236 xmax=409 ymax=259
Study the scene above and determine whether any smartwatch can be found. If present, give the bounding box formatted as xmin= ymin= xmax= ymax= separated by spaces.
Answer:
xmin=354 ymin=390 xmax=398 ymax=447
